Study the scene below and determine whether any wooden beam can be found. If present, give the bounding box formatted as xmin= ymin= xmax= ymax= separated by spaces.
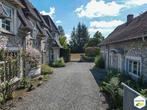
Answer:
xmin=6 ymin=0 xmax=25 ymax=8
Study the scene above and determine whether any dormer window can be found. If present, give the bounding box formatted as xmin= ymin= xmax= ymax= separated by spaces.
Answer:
xmin=1 ymin=5 xmax=12 ymax=31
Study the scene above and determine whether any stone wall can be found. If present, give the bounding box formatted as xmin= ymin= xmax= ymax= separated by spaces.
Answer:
xmin=100 ymin=39 xmax=147 ymax=80
xmin=53 ymin=47 xmax=60 ymax=61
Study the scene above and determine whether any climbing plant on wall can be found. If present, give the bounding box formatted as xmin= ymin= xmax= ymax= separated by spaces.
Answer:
xmin=0 ymin=49 xmax=20 ymax=104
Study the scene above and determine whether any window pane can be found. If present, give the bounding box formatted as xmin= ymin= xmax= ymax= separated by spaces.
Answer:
xmin=2 ymin=24 xmax=5 ymax=28
xmin=2 ymin=19 xmax=11 ymax=31
xmin=6 ymin=20 xmax=10 ymax=25
xmin=6 ymin=25 xmax=10 ymax=31
xmin=138 ymin=62 xmax=141 ymax=76
xmin=129 ymin=60 xmax=132 ymax=72
xmin=133 ymin=61 xmax=137 ymax=75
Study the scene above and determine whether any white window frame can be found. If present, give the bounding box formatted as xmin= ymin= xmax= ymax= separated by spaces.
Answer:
xmin=2 ymin=19 xmax=11 ymax=31
xmin=125 ymin=56 xmax=142 ymax=78
xmin=1 ymin=4 xmax=12 ymax=31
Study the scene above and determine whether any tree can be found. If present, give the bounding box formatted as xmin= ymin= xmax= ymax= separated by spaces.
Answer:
xmin=93 ymin=31 xmax=104 ymax=43
xmin=58 ymin=25 xmax=65 ymax=36
xmin=84 ymin=31 xmax=104 ymax=48
xmin=70 ymin=27 xmax=76 ymax=48
xmin=59 ymin=35 xmax=68 ymax=49
xmin=70 ymin=22 xmax=90 ymax=53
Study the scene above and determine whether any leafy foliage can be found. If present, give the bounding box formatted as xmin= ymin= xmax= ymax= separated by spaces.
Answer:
xmin=25 ymin=48 xmax=41 ymax=68
xmin=0 ymin=49 xmax=4 ymax=61
xmin=59 ymin=35 xmax=68 ymax=49
xmin=85 ymin=47 xmax=100 ymax=57
xmin=100 ymin=70 xmax=147 ymax=109
xmin=101 ymin=72 xmax=123 ymax=109
xmin=93 ymin=31 xmax=104 ymax=42
xmin=84 ymin=31 xmax=104 ymax=48
xmin=52 ymin=57 xmax=65 ymax=67
xmin=94 ymin=55 xmax=105 ymax=69
xmin=70 ymin=22 xmax=90 ymax=53
xmin=18 ymin=77 xmax=31 ymax=89
xmin=80 ymin=54 xmax=95 ymax=62
xmin=41 ymin=64 xmax=53 ymax=75
xmin=0 ymin=50 xmax=20 ymax=104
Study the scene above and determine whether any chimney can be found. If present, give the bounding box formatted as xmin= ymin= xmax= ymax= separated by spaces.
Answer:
xmin=127 ymin=14 xmax=134 ymax=24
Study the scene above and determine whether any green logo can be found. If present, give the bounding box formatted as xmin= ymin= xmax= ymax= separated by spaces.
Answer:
xmin=134 ymin=96 xmax=146 ymax=109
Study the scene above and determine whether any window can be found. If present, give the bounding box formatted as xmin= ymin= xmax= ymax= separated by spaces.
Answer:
xmin=1 ymin=5 xmax=12 ymax=31
xmin=126 ymin=58 xmax=141 ymax=77
xmin=2 ymin=19 xmax=11 ymax=31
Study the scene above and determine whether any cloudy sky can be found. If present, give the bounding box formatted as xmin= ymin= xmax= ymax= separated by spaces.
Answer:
xmin=29 ymin=0 xmax=147 ymax=40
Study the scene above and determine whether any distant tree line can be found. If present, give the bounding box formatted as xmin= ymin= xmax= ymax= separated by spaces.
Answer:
xmin=69 ymin=22 xmax=104 ymax=53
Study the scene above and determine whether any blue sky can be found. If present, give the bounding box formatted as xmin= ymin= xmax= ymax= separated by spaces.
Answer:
xmin=29 ymin=0 xmax=147 ymax=40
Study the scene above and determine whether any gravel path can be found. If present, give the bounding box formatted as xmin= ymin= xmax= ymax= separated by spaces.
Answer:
xmin=11 ymin=62 xmax=108 ymax=110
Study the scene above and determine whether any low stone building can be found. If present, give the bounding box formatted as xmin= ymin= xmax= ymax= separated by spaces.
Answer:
xmin=100 ymin=13 xmax=147 ymax=81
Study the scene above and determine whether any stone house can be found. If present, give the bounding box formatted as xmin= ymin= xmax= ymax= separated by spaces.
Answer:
xmin=0 ymin=0 xmax=62 ymax=78
xmin=100 ymin=13 xmax=147 ymax=81
xmin=16 ymin=0 xmax=62 ymax=76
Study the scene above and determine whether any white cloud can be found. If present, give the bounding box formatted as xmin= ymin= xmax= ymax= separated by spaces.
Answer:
xmin=90 ymin=20 xmax=124 ymax=28
xmin=65 ymin=34 xmax=70 ymax=43
xmin=88 ymin=27 xmax=113 ymax=33
xmin=89 ymin=27 xmax=113 ymax=37
xmin=56 ymin=20 xmax=62 ymax=24
xmin=40 ymin=7 xmax=55 ymax=19
xmin=125 ymin=0 xmax=147 ymax=6
xmin=75 ymin=0 xmax=147 ymax=18
xmin=89 ymin=20 xmax=124 ymax=37
xmin=75 ymin=0 xmax=124 ymax=18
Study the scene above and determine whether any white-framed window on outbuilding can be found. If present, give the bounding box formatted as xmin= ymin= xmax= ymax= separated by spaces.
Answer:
xmin=126 ymin=56 xmax=141 ymax=78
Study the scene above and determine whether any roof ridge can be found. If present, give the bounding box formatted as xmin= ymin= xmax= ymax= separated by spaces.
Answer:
xmin=100 ymin=10 xmax=147 ymax=45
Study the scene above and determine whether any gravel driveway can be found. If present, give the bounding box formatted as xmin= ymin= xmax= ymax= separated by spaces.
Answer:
xmin=11 ymin=62 xmax=108 ymax=110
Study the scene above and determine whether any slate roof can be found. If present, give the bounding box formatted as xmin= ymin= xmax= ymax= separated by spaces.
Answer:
xmin=18 ymin=0 xmax=45 ymax=33
xmin=42 ymin=15 xmax=59 ymax=33
xmin=33 ymin=8 xmax=48 ymax=28
xmin=19 ymin=0 xmax=40 ymax=21
xmin=17 ymin=0 xmax=62 ymax=48
xmin=5 ymin=0 xmax=24 ymax=8
xmin=17 ymin=9 xmax=33 ymax=30
xmin=100 ymin=11 xmax=147 ymax=46
xmin=42 ymin=15 xmax=62 ymax=48
xmin=33 ymin=8 xmax=51 ymax=37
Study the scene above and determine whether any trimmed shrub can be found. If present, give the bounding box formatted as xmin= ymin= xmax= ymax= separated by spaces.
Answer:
xmin=95 ymin=55 xmax=105 ymax=69
xmin=52 ymin=57 xmax=65 ymax=67
xmin=41 ymin=64 xmax=53 ymax=75
xmin=80 ymin=54 xmax=95 ymax=62
xmin=85 ymin=47 xmax=100 ymax=57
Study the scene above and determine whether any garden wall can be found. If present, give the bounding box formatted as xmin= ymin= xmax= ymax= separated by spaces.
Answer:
xmin=122 ymin=83 xmax=147 ymax=110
